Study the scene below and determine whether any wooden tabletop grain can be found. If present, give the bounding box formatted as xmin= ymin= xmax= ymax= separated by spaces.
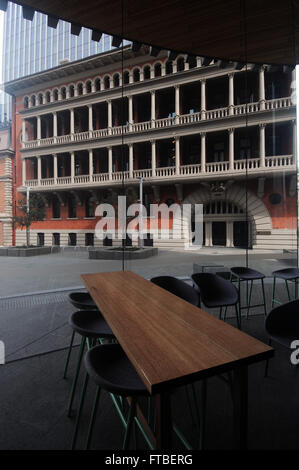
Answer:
xmin=82 ymin=271 xmax=274 ymax=394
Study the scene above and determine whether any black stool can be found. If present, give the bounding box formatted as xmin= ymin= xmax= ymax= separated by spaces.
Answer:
xmin=72 ymin=343 xmax=149 ymax=450
xmin=271 ymin=268 xmax=299 ymax=308
xmin=230 ymin=267 xmax=267 ymax=319
xmin=64 ymin=291 xmax=99 ymax=379
xmin=67 ymin=310 xmax=114 ymax=418
xmin=192 ymin=273 xmax=240 ymax=329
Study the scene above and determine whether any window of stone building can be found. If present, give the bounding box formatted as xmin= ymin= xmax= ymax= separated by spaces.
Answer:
xmin=68 ymin=233 xmax=77 ymax=246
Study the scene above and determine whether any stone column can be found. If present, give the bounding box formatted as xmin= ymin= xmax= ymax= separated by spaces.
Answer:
xmin=151 ymin=140 xmax=156 ymax=177
xmin=108 ymin=147 xmax=113 ymax=180
xmin=151 ymin=91 xmax=156 ymax=128
xmin=107 ymin=100 xmax=112 ymax=135
xmin=89 ymin=149 xmax=93 ymax=182
xmin=37 ymin=116 xmax=41 ymax=140
xmin=22 ymin=159 xmax=26 ymax=185
xmin=293 ymin=119 xmax=297 ymax=160
xmin=71 ymin=152 xmax=75 ymax=183
xmin=88 ymin=105 xmax=93 ymax=132
xmin=128 ymin=95 xmax=133 ymax=130
xmin=259 ymin=123 xmax=266 ymax=167
xmin=229 ymin=73 xmax=234 ymax=116
xmin=70 ymin=108 xmax=75 ymax=141
xmin=201 ymin=132 xmax=206 ymax=173
xmin=175 ymin=137 xmax=180 ymax=175
xmin=22 ymin=119 xmax=26 ymax=144
xmin=175 ymin=85 xmax=180 ymax=123
xmin=229 ymin=128 xmax=234 ymax=170
xmin=37 ymin=156 xmax=41 ymax=181
xmin=53 ymin=154 xmax=58 ymax=181
xmin=53 ymin=112 xmax=57 ymax=138
xmin=201 ymin=79 xmax=206 ymax=120
xmin=129 ymin=144 xmax=134 ymax=178
xmin=259 ymin=66 xmax=266 ymax=110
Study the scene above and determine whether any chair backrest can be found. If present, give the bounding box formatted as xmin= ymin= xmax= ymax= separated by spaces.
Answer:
xmin=150 ymin=276 xmax=200 ymax=306
xmin=191 ymin=272 xmax=238 ymax=307
xmin=265 ymin=299 xmax=299 ymax=336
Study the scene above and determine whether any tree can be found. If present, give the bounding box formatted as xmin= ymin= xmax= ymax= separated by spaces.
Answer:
xmin=12 ymin=193 xmax=45 ymax=247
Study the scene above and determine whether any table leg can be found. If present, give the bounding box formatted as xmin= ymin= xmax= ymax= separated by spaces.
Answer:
xmin=155 ymin=392 xmax=172 ymax=449
xmin=232 ymin=365 xmax=248 ymax=449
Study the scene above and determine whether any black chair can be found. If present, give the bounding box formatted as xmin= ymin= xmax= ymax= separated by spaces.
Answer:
xmin=230 ymin=267 xmax=267 ymax=318
xmin=271 ymin=268 xmax=299 ymax=308
xmin=64 ymin=291 xmax=99 ymax=379
xmin=66 ymin=310 xmax=115 ymax=418
xmin=71 ymin=343 xmax=149 ymax=450
xmin=151 ymin=276 xmax=200 ymax=306
xmin=265 ymin=299 xmax=299 ymax=376
xmin=192 ymin=273 xmax=240 ymax=329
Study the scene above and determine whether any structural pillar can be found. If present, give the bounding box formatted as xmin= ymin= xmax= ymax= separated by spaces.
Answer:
xmin=89 ymin=149 xmax=93 ymax=182
xmin=175 ymin=137 xmax=180 ymax=176
xmin=22 ymin=159 xmax=26 ymax=185
xmin=71 ymin=152 xmax=75 ymax=183
xmin=53 ymin=112 xmax=57 ymax=143
xmin=22 ymin=119 xmax=26 ymax=143
xmin=151 ymin=140 xmax=156 ymax=177
xmin=107 ymin=100 xmax=112 ymax=135
xmin=37 ymin=116 xmax=41 ymax=140
xmin=129 ymin=144 xmax=134 ymax=178
xmin=293 ymin=119 xmax=297 ymax=160
xmin=88 ymin=105 xmax=93 ymax=134
xmin=70 ymin=108 xmax=75 ymax=138
xmin=200 ymin=132 xmax=206 ymax=173
xmin=229 ymin=73 xmax=234 ymax=115
xmin=201 ymin=79 xmax=206 ymax=120
xmin=37 ymin=156 xmax=41 ymax=181
xmin=53 ymin=154 xmax=58 ymax=181
xmin=259 ymin=66 xmax=266 ymax=111
xmin=108 ymin=147 xmax=113 ymax=180
xmin=259 ymin=124 xmax=266 ymax=167
xmin=175 ymin=85 xmax=180 ymax=123
xmin=151 ymin=91 xmax=156 ymax=128
xmin=229 ymin=128 xmax=234 ymax=171
xmin=128 ymin=95 xmax=133 ymax=130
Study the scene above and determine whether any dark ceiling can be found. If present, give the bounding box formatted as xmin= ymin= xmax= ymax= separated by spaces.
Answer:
xmin=11 ymin=0 xmax=299 ymax=65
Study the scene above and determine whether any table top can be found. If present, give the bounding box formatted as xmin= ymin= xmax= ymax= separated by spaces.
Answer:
xmin=82 ymin=271 xmax=274 ymax=394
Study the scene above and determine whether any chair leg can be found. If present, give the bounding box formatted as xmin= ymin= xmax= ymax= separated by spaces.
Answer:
xmin=67 ymin=336 xmax=86 ymax=417
xmin=271 ymin=276 xmax=276 ymax=308
xmin=261 ymin=278 xmax=267 ymax=316
xmin=63 ymin=330 xmax=75 ymax=379
xmin=264 ymin=339 xmax=272 ymax=377
xmin=223 ymin=306 xmax=228 ymax=321
xmin=247 ymin=280 xmax=253 ymax=319
xmin=235 ymin=304 xmax=241 ymax=329
xmin=123 ymin=397 xmax=137 ymax=450
xmin=86 ymin=385 xmax=101 ymax=450
xmin=285 ymin=280 xmax=291 ymax=301
xmin=71 ymin=372 xmax=90 ymax=449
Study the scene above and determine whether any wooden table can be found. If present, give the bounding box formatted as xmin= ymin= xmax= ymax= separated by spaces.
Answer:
xmin=82 ymin=270 xmax=274 ymax=449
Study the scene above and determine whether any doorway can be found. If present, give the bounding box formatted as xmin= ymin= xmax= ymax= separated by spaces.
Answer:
xmin=212 ymin=222 xmax=226 ymax=246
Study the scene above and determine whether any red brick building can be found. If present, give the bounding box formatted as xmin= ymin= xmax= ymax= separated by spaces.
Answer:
xmin=3 ymin=45 xmax=297 ymax=250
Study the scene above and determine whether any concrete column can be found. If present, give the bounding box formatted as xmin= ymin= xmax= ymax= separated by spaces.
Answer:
xmin=196 ymin=57 xmax=202 ymax=67
xmin=129 ymin=144 xmax=133 ymax=178
xmin=151 ymin=91 xmax=156 ymax=128
xmin=259 ymin=123 xmax=266 ymax=167
xmin=37 ymin=156 xmax=41 ymax=181
xmin=53 ymin=112 xmax=57 ymax=138
xmin=22 ymin=119 xmax=26 ymax=143
xmin=229 ymin=73 xmax=234 ymax=115
xmin=108 ymin=147 xmax=112 ymax=180
xmin=37 ymin=116 xmax=41 ymax=140
xmin=259 ymin=66 xmax=265 ymax=110
xmin=175 ymin=137 xmax=180 ymax=175
xmin=201 ymin=79 xmax=206 ymax=120
xmin=200 ymin=132 xmax=206 ymax=173
xmin=229 ymin=128 xmax=234 ymax=170
xmin=226 ymin=222 xmax=234 ymax=247
xmin=151 ymin=140 xmax=156 ymax=177
xmin=175 ymin=85 xmax=180 ymax=123
xmin=71 ymin=152 xmax=75 ymax=183
xmin=128 ymin=95 xmax=133 ymax=130
xmin=22 ymin=159 xmax=26 ymax=185
xmin=205 ymin=222 xmax=212 ymax=247
xmin=88 ymin=105 xmax=93 ymax=132
xmin=107 ymin=100 xmax=112 ymax=134
xmin=70 ymin=108 xmax=75 ymax=139
xmin=89 ymin=149 xmax=93 ymax=182
xmin=53 ymin=154 xmax=58 ymax=180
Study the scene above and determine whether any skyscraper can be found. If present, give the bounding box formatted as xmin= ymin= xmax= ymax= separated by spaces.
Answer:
xmin=0 ymin=1 xmax=121 ymax=120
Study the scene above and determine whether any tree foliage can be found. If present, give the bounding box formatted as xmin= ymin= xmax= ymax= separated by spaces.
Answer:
xmin=13 ymin=193 xmax=45 ymax=229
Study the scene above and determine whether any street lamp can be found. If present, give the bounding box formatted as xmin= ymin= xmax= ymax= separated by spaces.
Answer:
xmin=137 ymin=177 xmax=143 ymax=249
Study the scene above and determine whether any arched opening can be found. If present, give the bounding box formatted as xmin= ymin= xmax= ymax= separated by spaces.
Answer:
xmin=69 ymin=85 xmax=75 ymax=98
xmin=133 ymin=68 xmax=140 ymax=82
xmin=30 ymin=95 xmax=36 ymax=106
xmin=38 ymin=93 xmax=43 ymax=105
xmin=45 ymin=91 xmax=51 ymax=103
xmin=113 ymin=74 xmax=120 ymax=87
xmin=53 ymin=89 xmax=59 ymax=101
xmin=165 ymin=61 xmax=173 ymax=75
xmin=24 ymin=96 xmax=29 ymax=109
xmin=77 ymin=83 xmax=83 ymax=96
xmin=85 ymin=195 xmax=95 ymax=218
xmin=61 ymin=87 xmax=67 ymax=99
xmin=154 ymin=63 xmax=162 ymax=77
xmin=123 ymin=71 xmax=130 ymax=84
xmin=143 ymin=65 xmax=151 ymax=80
xmin=104 ymin=76 xmax=110 ymax=89
xmin=177 ymin=57 xmax=185 ymax=72
xmin=94 ymin=78 xmax=101 ymax=91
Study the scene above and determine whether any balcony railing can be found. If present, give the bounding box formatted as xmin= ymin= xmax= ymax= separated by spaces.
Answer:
xmin=22 ymin=97 xmax=293 ymax=150
xmin=24 ymin=154 xmax=295 ymax=190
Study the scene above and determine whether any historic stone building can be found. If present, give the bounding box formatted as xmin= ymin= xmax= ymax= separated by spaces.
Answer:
xmin=3 ymin=45 xmax=297 ymax=250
